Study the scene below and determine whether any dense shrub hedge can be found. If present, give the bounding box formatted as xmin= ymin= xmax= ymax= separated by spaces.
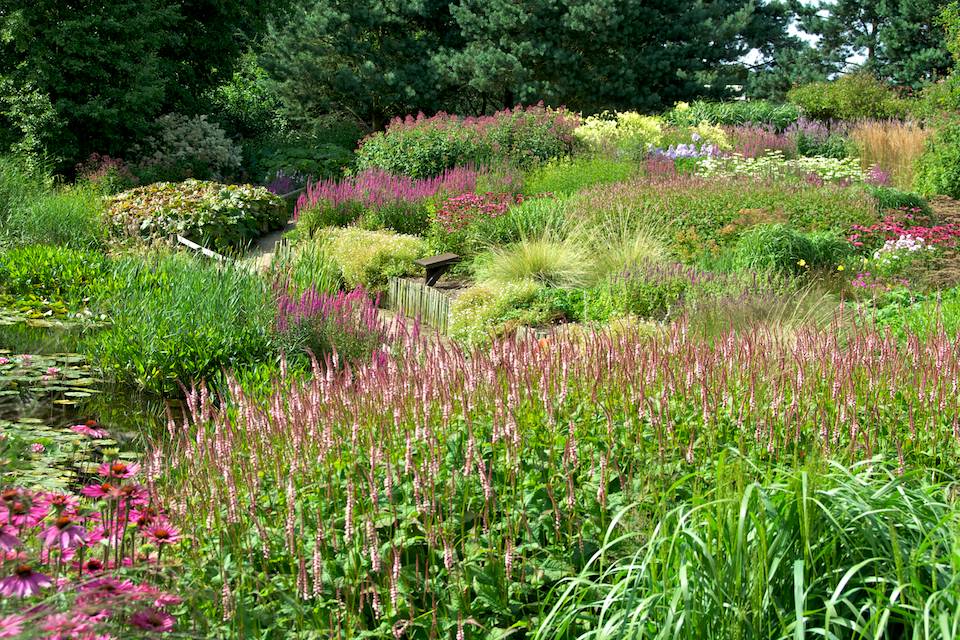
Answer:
xmin=355 ymin=104 xmax=580 ymax=178
xmin=787 ymin=74 xmax=911 ymax=121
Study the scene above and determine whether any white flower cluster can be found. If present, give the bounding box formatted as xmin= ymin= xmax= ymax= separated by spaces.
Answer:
xmin=697 ymin=150 xmax=865 ymax=183
xmin=873 ymin=234 xmax=932 ymax=260
xmin=136 ymin=113 xmax=242 ymax=177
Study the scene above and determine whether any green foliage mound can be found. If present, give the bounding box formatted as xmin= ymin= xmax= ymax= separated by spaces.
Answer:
xmin=665 ymin=100 xmax=800 ymax=130
xmin=106 ymin=180 xmax=286 ymax=251
xmin=733 ymin=224 xmax=851 ymax=274
xmin=915 ymin=116 xmax=960 ymax=199
xmin=319 ymin=227 xmax=427 ymax=291
xmin=787 ymin=73 xmax=911 ymax=121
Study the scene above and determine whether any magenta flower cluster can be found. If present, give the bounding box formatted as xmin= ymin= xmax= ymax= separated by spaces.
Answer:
xmin=381 ymin=102 xmax=580 ymax=140
xmin=848 ymin=209 xmax=960 ymax=249
xmin=276 ymin=286 xmax=384 ymax=338
xmin=725 ymin=124 xmax=796 ymax=158
xmin=0 ymin=459 xmax=181 ymax=638
xmin=294 ymin=167 xmax=478 ymax=220
xmin=435 ymin=192 xmax=521 ymax=233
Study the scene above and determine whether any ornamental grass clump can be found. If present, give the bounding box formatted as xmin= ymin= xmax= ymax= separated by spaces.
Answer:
xmin=157 ymin=318 xmax=960 ymax=637
xmin=537 ymin=459 xmax=960 ymax=640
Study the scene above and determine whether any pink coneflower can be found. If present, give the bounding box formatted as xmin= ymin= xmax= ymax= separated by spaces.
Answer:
xmin=1 ymin=497 xmax=48 ymax=527
xmin=71 ymin=424 xmax=108 ymax=438
xmin=41 ymin=492 xmax=80 ymax=512
xmin=97 ymin=461 xmax=141 ymax=479
xmin=0 ymin=526 xmax=19 ymax=552
xmin=41 ymin=613 xmax=93 ymax=636
xmin=0 ymin=564 xmax=52 ymax=597
xmin=81 ymin=482 xmax=121 ymax=500
xmin=41 ymin=514 xmax=88 ymax=549
xmin=130 ymin=608 xmax=174 ymax=632
xmin=153 ymin=592 xmax=182 ymax=608
xmin=118 ymin=483 xmax=149 ymax=506
xmin=79 ymin=557 xmax=105 ymax=574
xmin=144 ymin=522 xmax=181 ymax=546
xmin=78 ymin=577 xmax=137 ymax=602
xmin=0 ymin=614 xmax=24 ymax=638
xmin=130 ymin=506 xmax=160 ymax=529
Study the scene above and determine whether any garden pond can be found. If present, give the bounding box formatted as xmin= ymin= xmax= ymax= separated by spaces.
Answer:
xmin=0 ymin=318 xmax=168 ymax=492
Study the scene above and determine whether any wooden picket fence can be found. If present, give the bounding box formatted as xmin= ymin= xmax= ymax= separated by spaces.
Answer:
xmin=386 ymin=278 xmax=451 ymax=333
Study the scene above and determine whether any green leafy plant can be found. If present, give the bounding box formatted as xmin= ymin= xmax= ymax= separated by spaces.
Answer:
xmin=915 ymin=116 xmax=960 ymax=199
xmin=106 ymin=180 xmax=286 ymax=251
xmin=523 ymin=157 xmax=638 ymax=196
xmin=87 ymin=252 xmax=276 ymax=395
xmin=665 ymin=100 xmax=800 ymax=130
xmin=787 ymin=73 xmax=911 ymax=121
xmin=0 ymin=245 xmax=110 ymax=306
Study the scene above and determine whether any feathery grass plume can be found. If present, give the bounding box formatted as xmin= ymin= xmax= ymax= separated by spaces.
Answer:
xmin=850 ymin=120 xmax=928 ymax=190
xmin=572 ymin=213 xmax=669 ymax=281
xmin=476 ymin=235 xmax=593 ymax=288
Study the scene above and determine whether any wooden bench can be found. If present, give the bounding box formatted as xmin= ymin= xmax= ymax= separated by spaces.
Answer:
xmin=414 ymin=253 xmax=461 ymax=287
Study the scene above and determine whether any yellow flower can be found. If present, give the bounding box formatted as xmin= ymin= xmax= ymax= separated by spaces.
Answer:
xmin=797 ymin=259 xmax=807 ymax=267
xmin=836 ymin=264 xmax=845 ymax=271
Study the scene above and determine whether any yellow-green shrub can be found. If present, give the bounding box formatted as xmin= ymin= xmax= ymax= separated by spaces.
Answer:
xmin=320 ymin=227 xmax=427 ymax=291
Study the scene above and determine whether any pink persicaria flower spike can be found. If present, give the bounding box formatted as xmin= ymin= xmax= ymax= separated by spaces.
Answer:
xmin=0 ymin=564 xmax=53 ymax=597
xmin=0 ymin=614 xmax=25 ymax=639
xmin=144 ymin=522 xmax=181 ymax=546
xmin=97 ymin=461 xmax=141 ymax=479
xmin=129 ymin=608 xmax=174 ymax=633
xmin=41 ymin=514 xmax=88 ymax=549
